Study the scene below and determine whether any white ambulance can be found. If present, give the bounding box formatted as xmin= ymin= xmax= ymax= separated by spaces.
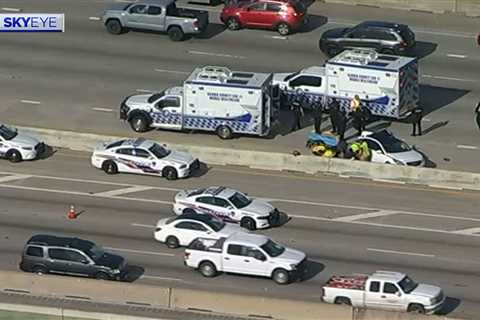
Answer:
xmin=273 ymin=49 xmax=419 ymax=119
xmin=120 ymin=66 xmax=279 ymax=139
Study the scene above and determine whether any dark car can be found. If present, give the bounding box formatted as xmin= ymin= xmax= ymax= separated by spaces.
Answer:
xmin=319 ymin=21 xmax=416 ymax=57
xmin=20 ymin=235 xmax=128 ymax=281
xmin=220 ymin=0 xmax=307 ymax=36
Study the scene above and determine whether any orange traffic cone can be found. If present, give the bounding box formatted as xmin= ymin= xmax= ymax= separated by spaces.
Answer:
xmin=68 ymin=205 xmax=77 ymax=219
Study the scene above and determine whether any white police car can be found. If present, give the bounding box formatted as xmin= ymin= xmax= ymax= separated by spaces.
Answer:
xmin=91 ymin=138 xmax=199 ymax=180
xmin=0 ymin=124 xmax=45 ymax=163
xmin=173 ymin=186 xmax=282 ymax=230
xmin=154 ymin=213 xmax=243 ymax=248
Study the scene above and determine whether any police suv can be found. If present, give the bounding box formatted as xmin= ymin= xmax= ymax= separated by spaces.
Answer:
xmin=173 ymin=186 xmax=282 ymax=230
xmin=91 ymin=138 xmax=199 ymax=180
xmin=0 ymin=124 xmax=45 ymax=163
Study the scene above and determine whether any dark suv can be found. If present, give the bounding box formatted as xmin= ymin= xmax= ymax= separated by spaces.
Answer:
xmin=20 ymin=235 xmax=128 ymax=281
xmin=319 ymin=21 xmax=416 ymax=57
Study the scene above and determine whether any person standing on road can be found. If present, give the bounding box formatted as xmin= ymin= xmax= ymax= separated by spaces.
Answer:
xmin=475 ymin=101 xmax=480 ymax=130
xmin=329 ymin=99 xmax=340 ymax=134
xmin=410 ymin=107 xmax=424 ymax=136
xmin=350 ymin=95 xmax=364 ymax=135
xmin=313 ymin=99 xmax=325 ymax=134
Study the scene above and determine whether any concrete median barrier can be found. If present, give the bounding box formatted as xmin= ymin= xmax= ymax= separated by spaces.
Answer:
xmin=171 ymin=287 xmax=352 ymax=320
xmin=18 ymin=126 xmax=480 ymax=191
xmin=456 ymin=0 xmax=480 ymax=17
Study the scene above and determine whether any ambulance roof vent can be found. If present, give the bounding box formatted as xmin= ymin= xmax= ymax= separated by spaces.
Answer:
xmin=335 ymin=49 xmax=378 ymax=66
xmin=196 ymin=66 xmax=232 ymax=83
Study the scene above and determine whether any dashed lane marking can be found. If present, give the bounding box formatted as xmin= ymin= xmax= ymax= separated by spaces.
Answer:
xmin=94 ymin=186 xmax=153 ymax=197
xmin=334 ymin=210 xmax=398 ymax=222
xmin=88 ymin=16 xmax=101 ymax=21
xmin=141 ymin=275 xmax=183 ymax=281
xmin=422 ymin=74 xmax=476 ymax=82
xmin=187 ymin=50 xmax=246 ymax=59
xmin=447 ymin=54 xmax=467 ymax=59
xmin=104 ymin=247 xmax=175 ymax=257
xmin=131 ymin=223 xmax=155 ymax=228
xmin=451 ymin=227 xmax=480 ymax=235
xmin=136 ymin=89 xmax=152 ymax=93
xmin=367 ymin=248 xmax=435 ymax=258
xmin=2 ymin=7 xmax=21 ymax=12
xmin=0 ymin=175 xmax=32 ymax=183
xmin=20 ymin=100 xmax=41 ymax=105
xmin=154 ymin=68 xmax=189 ymax=74
xmin=457 ymin=145 xmax=478 ymax=150
xmin=92 ymin=107 xmax=113 ymax=112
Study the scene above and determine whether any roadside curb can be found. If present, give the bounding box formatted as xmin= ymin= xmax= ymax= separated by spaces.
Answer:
xmin=19 ymin=126 xmax=480 ymax=192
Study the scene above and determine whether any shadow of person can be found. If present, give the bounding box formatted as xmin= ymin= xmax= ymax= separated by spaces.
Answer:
xmin=422 ymin=121 xmax=449 ymax=136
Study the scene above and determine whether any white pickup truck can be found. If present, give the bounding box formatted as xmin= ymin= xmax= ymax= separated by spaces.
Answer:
xmin=184 ymin=233 xmax=307 ymax=284
xmin=322 ymin=271 xmax=445 ymax=314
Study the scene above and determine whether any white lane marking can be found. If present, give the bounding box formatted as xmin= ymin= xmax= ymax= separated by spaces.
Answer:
xmin=428 ymin=184 xmax=463 ymax=191
xmin=154 ymin=69 xmax=189 ymax=75
xmin=334 ymin=210 xmax=398 ymax=222
xmin=136 ymin=89 xmax=152 ymax=93
xmin=422 ymin=74 xmax=476 ymax=82
xmin=451 ymin=227 xmax=480 ymax=235
xmin=372 ymin=179 xmax=406 ymax=185
xmin=447 ymin=54 xmax=467 ymax=59
xmin=339 ymin=175 xmax=350 ymax=178
xmin=94 ymin=186 xmax=153 ymax=197
xmin=131 ymin=223 xmax=155 ymax=228
xmin=367 ymin=248 xmax=435 ymax=258
xmin=20 ymin=100 xmax=41 ymax=105
xmin=2 ymin=7 xmax=21 ymax=12
xmin=141 ymin=275 xmax=183 ymax=281
xmin=0 ymin=174 xmax=32 ymax=183
xmin=188 ymin=50 xmax=246 ymax=59
xmin=89 ymin=16 xmax=101 ymax=21
xmin=457 ymin=145 xmax=478 ymax=150
xmin=92 ymin=107 xmax=113 ymax=112
xmin=181 ymin=5 xmax=221 ymax=13
xmin=269 ymin=36 xmax=287 ymax=40
xmin=104 ymin=247 xmax=175 ymax=257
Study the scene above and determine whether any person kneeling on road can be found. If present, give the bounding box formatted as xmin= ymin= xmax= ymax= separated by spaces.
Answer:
xmin=349 ymin=141 xmax=371 ymax=162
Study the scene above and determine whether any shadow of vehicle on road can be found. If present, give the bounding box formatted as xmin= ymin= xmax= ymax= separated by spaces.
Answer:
xmin=436 ymin=297 xmax=461 ymax=315
xmin=298 ymin=15 xmax=328 ymax=34
xmin=412 ymin=41 xmax=437 ymax=59
xmin=299 ymin=260 xmax=325 ymax=282
xmin=189 ymin=161 xmax=211 ymax=178
xmin=37 ymin=145 xmax=56 ymax=161
xmin=123 ymin=265 xmax=145 ymax=283
xmin=420 ymin=85 xmax=469 ymax=115
xmin=414 ymin=147 xmax=437 ymax=168
xmin=192 ymin=23 xmax=226 ymax=40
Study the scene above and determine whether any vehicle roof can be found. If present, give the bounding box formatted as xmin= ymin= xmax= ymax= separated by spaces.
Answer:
xmin=328 ymin=49 xmax=416 ymax=71
xmin=186 ymin=66 xmax=271 ymax=89
xmin=107 ymin=137 xmax=155 ymax=150
xmin=367 ymin=130 xmax=401 ymax=143
xmin=135 ymin=0 xmax=175 ymax=6
xmin=175 ymin=213 xmax=222 ymax=225
xmin=371 ymin=270 xmax=406 ymax=282
xmin=358 ymin=20 xmax=408 ymax=31
xmin=227 ymin=232 xmax=269 ymax=245
xmin=300 ymin=66 xmax=326 ymax=76
xmin=196 ymin=186 xmax=236 ymax=198
xmin=27 ymin=234 xmax=94 ymax=250
xmin=164 ymin=86 xmax=183 ymax=96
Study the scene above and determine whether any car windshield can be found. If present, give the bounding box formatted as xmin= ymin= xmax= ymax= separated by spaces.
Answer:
xmin=0 ymin=125 xmax=17 ymax=140
xmin=149 ymin=143 xmax=171 ymax=158
xmin=371 ymin=131 xmax=411 ymax=153
xmin=205 ymin=216 xmax=226 ymax=232
xmin=87 ymin=244 xmax=105 ymax=261
xmin=260 ymin=239 xmax=285 ymax=257
xmin=147 ymin=91 xmax=165 ymax=103
xmin=284 ymin=71 xmax=300 ymax=81
xmin=228 ymin=192 xmax=252 ymax=209
xmin=398 ymin=276 xmax=418 ymax=293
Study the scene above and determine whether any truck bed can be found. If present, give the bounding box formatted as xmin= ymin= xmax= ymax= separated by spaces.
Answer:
xmin=324 ymin=275 xmax=368 ymax=290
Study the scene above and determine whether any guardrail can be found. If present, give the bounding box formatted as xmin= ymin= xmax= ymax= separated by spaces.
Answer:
xmin=321 ymin=0 xmax=480 ymax=17
xmin=18 ymin=126 xmax=480 ymax=191
xmin=0 ymin=271 xmax=463 ymax=320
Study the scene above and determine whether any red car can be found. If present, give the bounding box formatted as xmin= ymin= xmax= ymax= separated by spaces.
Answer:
xmin=220 ymin=0 xmax=307 ymax=36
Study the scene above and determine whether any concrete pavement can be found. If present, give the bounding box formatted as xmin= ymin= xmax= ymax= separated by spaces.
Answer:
xmin=0 ymin=0 xmax=479 ymax=172
xmin=0 ymin=150 xmax=479 ymax=318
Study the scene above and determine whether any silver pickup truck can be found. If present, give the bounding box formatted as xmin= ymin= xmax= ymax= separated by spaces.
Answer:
xmin=102 ymin=0 xmax=209 ymax=41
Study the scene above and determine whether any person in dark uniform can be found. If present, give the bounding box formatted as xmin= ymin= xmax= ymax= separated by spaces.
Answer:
xmin=336 ymin=106 xmax=347 ymax=140
xmin=475 ymin=101 xmax=480 ymax=130
xmin=290 ymin=96 xmax=303 ymax=132
xmin=329 ymin=99 xmax=340 ymax=133
xmin=350 ymin=95 xmax=364 ymax=136
xmin=313 ymin=100 xmax=325 ymax=134
xmin=410 ymin=107 xmax=423 ymax=136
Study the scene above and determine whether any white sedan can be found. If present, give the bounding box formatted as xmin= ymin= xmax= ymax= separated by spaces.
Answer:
xmin=354 ymin=130 xmax=425 ymax=166
xmin=154 ymin=213 xmax=243 ymax=248
xmin=0 ymin=124 xmax=45 ymax=163
xmin=91 ymin=137 xmax=199 ymax=180
xmin=173 ymin=186 xmax=283 ymax=230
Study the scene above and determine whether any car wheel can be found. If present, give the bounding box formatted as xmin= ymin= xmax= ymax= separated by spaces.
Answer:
xmin=277 ymin=22 xmax=291 ymax=36
xmin=166 ymin=236 xmax=180 ymax=249
xmin=240 ymin=217 xmax=256 ymax=231
xmin=6 ymin=150 xmax=22 ymax=163
xmin=334 ymin=297 xmax=352 ymax=305
xmin=183 ymin=208 xmax=197 ymax=215
xmin=102 ymin=160 xmax=118 ymax=175
xmin=199 ymin=261 xmax=217 ymax=277
xmin=226 ymin=17 xmax=240 ymax=31
xmin=129 ymin=114 xmax=150 ymax=133
xmin=106 ymin=19 xmax=123 ymax=35
xmin=272 ymin=268 xmax=290 ymax=284
xmin=168 ymin=26 xmax=185 ymax=42
xmin=163 ymin=166 xmax=178 ymax=181
xmin=95 ymin=272 xmax=110 ymax=280
xmin=408 ymin=304 xmax=426 ymax=314
xmin=32 ymin=265 xmax=48 ymax=275
xmin=216 ymin=125 xmax=233 ymax=140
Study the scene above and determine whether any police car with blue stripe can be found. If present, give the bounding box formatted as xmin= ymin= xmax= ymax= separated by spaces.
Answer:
xmin=91 ymin=138 xmax=199 ymax=180
xmin=120 ymin=66 xmax=279 ymax=139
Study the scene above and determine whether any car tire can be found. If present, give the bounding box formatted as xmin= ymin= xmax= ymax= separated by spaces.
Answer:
xmin=166 ymin=236 xmax=180 ymax=249
xmin=216 ymin=125 xmax=233 ymax=140
xmin=105 ymin=19 xmax=123 ymax=35
xmin=276 ymin=22 xmax=291 ymax=36
xmin=6 ymin=150 xmax=22 ymax=163
xmin=272 ymin=268 xmax=290 ymax=284
xmin=95 ymin=272 xmax=110 ymax=280
xmin=199 ymin=261 xmax=217 ymax=277
xmin=183 ymin=208 xmax=197 ymax=215
xmin=129 ymin=114 xmax=150 ymax=133
xmin=408 ymin=304 xmax=426 ymax=314
xmin=32 ymin=265 xmax=48 ymax=275
xmin=240 ymin=217 xmax=256 ymax=231
xmin=163 ymin=166 xmax=178 ymax=180
xmin=226 ymin=17 xmax=241 ymax=31
xmin=168 ymin=26 xmax=185 ymax=42
xmin=334 ymin=297 xmax=352 ymax=305
xmin=102 ymin=160 xmax=118 ymax=175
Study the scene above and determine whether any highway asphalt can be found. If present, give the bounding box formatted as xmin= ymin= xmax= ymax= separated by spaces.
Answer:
xmin=0 ymin=150 xmax=479 ymax=318
xmin=0 ymin=1 xmax=479 ymax=172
